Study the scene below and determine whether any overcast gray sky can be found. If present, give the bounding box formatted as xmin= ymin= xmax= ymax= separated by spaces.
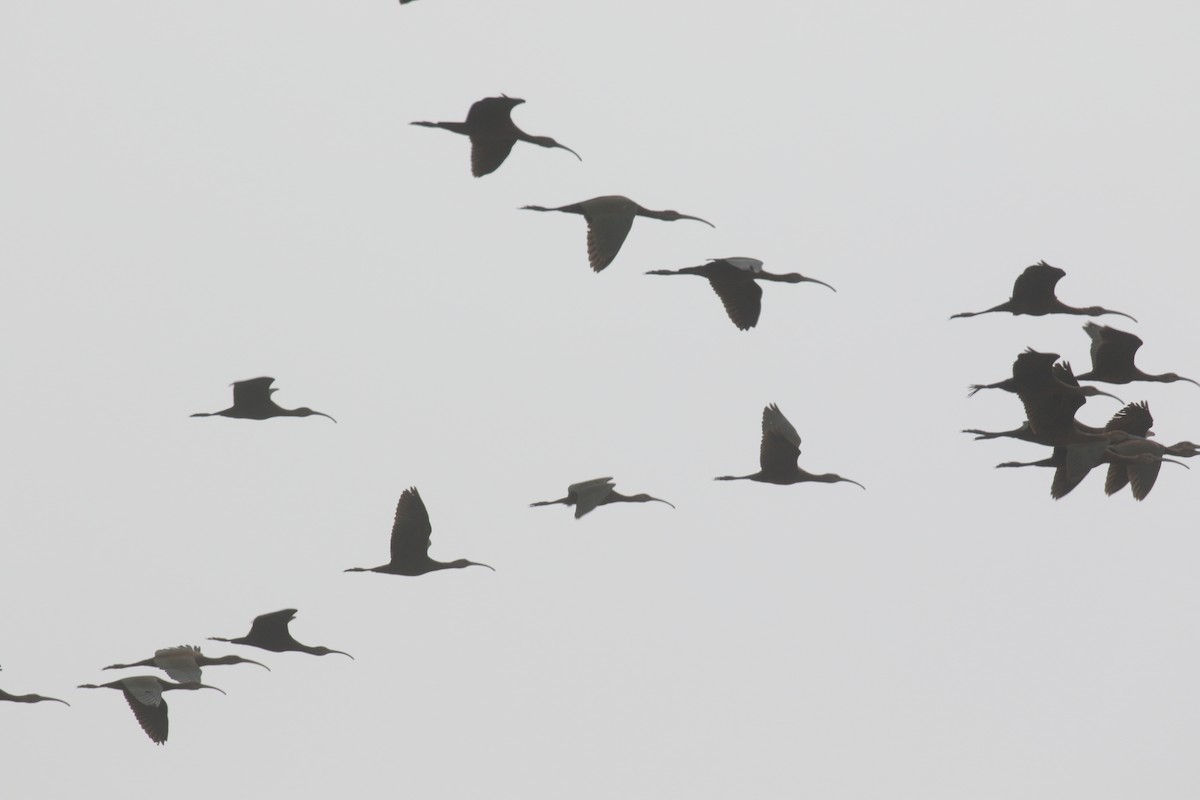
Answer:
xmin=3 ymin=2 xmax=1200 ymax=797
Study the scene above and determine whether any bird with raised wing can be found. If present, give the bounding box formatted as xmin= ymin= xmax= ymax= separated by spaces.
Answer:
xmin=1105 ymin=438 xmax=1200 ymax=499
xmin=191 ymin=377 xmax=335 ymax=421
xmin=412 ymin=96 xmax=579 ymax=177
xmin=345 ymin=487 xmax=494 ymax=575
xmin=968 ymin=360 xmax=1122 ymax=402
xmin=77 ymin=676 xmax=223 ymax=745
xmin=103 ymin=645 xmax=269 ymax=684
xmin=950 ymin=261 xmax=1136 ymax=321
xmin=1075 ymin=322 xmax=1200 ymax=387
xmin=530 ymin=477 xmax=675 ymax=519
xmin=522 ymin=195 xmax=713 ymax=272
xmin=646 ymin=257 xmax=835 ymax=330
xmin=715 ymin=403 xmax=864 ymax=488
xmin=209 ymin=609 xmax=353 ymax=658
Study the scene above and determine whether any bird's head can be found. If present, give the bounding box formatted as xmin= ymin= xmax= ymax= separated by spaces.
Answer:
xmin=296 ymin=407 xmax=337 ymax=422
xmin=498 ymin=94 xmax=525 ymax=107
xmin=661 ymin=210 xmax=715 ymax=227
xmin=451 ymin=559 xmax=495 ymax=572
xmin=212 ymin=655 xmax=271 ymax=671
xmin=1163 ymin=373 xmax=1200 ymax=387
xmin=312 ymin=647 xmax=355 ymax=659
xmin=778 ymin=273 xmax=837 ymax=291
xmin=183 ymin=682 xmax=227 ymax=695
xmin=628 ymin=494 xmax=676 ymax=509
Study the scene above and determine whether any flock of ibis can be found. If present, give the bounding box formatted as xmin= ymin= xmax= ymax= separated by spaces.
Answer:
xmin=4 ymin=55 xmax=1195 ymax=750
xmin=956 ymin=261 xmax=1198 ymax=500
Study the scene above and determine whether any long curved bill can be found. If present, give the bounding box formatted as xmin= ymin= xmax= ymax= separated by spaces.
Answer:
xmin=804 ymin=276 xmax=837 ymax=292
xmin=555 ymin=143 xmax=583 ymax=161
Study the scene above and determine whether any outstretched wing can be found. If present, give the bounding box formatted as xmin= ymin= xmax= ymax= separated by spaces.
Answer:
xmin=759 ymin=404 xmax=801 ymax=474
xmin=1011 ymin=261 xmax=1064 ymax=302
xmin=707 ymin=275 xmax=762 ymax=330
xmin=1104 ymin=462 xmax=1131 ymax=495
xmin=583 ymin=205 xmax=636 ymax=271
xmin=246 ymin=609 xmax=298 ymax=643
xmin=231 ymin=377 xmax=275 ymax=407
xmin=1084 ymin=322 xmax=1143 ymax=375
xmin=470 ymin=135 xmax=518 ymax=177
xmin=122 ymin=686 xmax=169 ymax=744
xmin=153 ymin=646 xmax=202 ymax=684
xmin=390 ymin=487 xmax=433 ymax=562
xmin=567 ymin=477 xmax=615 ymax=518
xmin=1126 ymin=458 xmax=1164 ymax=501
xmin=1105 ymin=401 xmax=1153 ymax=437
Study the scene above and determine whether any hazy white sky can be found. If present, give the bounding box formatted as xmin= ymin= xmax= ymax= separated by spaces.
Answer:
xmin=3 ymin=2 xmax=1200 ymax=797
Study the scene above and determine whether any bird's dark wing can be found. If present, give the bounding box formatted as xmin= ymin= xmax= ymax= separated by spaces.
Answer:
xmin=1105 ymin=401 xmax=1153 ymax=437
xmin=1085 ymin=323 xmax=1143 ymax=374
xmin=152 ymin=647 xmax=203 ymax=684
xmin=231 ymin=377 xmax=275 ymax=408
xmin=759 ymin=404 xmax=801 ymax=474
xmin=390 ymin=487 xmax=433 ymax=562
xmin=1126 ymin=458 xmax=1163 ymax=500
xmin=122 ymin=686 xmax=168 ymax=745
xmin=246 ymin=609 xmax=298 ymax=644
xmin=584 ymin=205 xmax=636 ymax=271
xmin=1104 ymin=462 xmax=1131 ymax=495
xmin=707 ymin=275 xmax=762 ymax=330
xmin=568 ymin=477 xmax=614 ymax=518
xmin=470 ymin=135 xmax=518 ymax=177
xmin=1052 ymin=361 xmax=1081 ymax=387
xmin=465 ymin=97 xmax=512 ymax=126
xmin=1011 ymin=261 xmax=1065 ymax=301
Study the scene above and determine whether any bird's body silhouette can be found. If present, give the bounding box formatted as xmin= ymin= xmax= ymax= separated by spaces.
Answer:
xmin=77 ymin=676 xmax=223 ymax=745
xmin=522 ymin=195 xmax=713 ymax=271
xmin=0 ymin=687 xmax=69 ymax=706
xmin=412 ymin=96 xmax=579 ymax=177
xmin=103 ymin=645 xmax=269 ymax=684
xmin=345 ymin=487 xmax=493 ymax=575
xmin=191 ymin=377 xmax=335 ymax=422
xmin=950 ymin=261 xmax=1136 ymax=321
xmin=530 ymin=477 xmax=675 ymax=519
xmin=646 ymin=257 xmax=835 ymax=330
xmin=715 ymin=403 xmax=864 ymax=488
xmin=1075 ymin=322 xmax=1200 ymax=387
xmin=209 ymin=609 xmax=353 ymax=658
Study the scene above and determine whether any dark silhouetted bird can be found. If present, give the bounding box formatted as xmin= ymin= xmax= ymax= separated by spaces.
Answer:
xmin=191 ymin=377 xmax=335 ymax=421
xmin=0 ymin=687 xmax=69 ymax=706
xmin=345 ymin=487 xmax=493 ymax=575
xmin=1105 ymin=438 xmax=1199 ymax=499
xmin=522 ymin=195 xmax=713 ymax=271
xmin=530 ymin=477 xmax=675 ymax=519
xmin=969 ymin=360 xmax=1122 ymax=402
xmin=646 ymin=257 xmax=835 ymax=330
xmin=950 ymin=261 xmax=1136 ymax=321
xmin=209 ymin=609 xmax=353 ymax=658
xmin=1075 ymin=322 xmax=1200 ymax=387
xmin=716 ymin=404 xmax=864 ymax=488
xmin=104 ymin=645 xmax=269 ymax=683
xmin=77 ymin=676 xmax=223 ymax=745
xmin=412 ymin=96 xmax=579 ymax=177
